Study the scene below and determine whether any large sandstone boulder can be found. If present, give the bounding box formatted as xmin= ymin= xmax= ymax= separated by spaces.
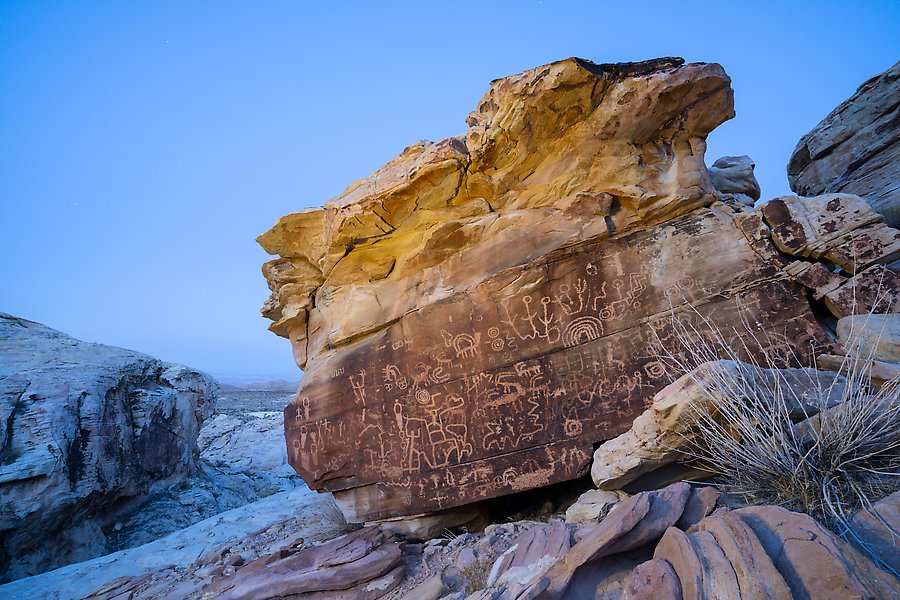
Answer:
xmin=787 ymin=60 xmax=900 ymax=227
xmin=258 ymin=57 xmax=851 ymax=528
xmin=0 ymin=313 xmax=217 ymax=581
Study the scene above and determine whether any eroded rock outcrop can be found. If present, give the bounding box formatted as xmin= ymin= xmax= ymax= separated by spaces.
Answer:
xmin=208 ymin=525 xmax=406 ymax=600
xmin=47 ymin=483 xmax=898 ymax=599
xmin=0 ymin=313 xmax=217 ymax=581
xmin=787 ymin=60 xmax=900 ymax=227
xmin=103 ymin=411 xmax=306 ymax=553
xmin=258 ymin=57 xmax=855 ymax=527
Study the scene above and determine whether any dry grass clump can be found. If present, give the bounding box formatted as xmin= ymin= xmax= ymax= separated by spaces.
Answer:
xmin=655 ymin=308 xmax=899 ymax=572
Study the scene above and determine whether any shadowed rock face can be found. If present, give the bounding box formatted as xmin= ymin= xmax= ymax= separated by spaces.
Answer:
xmin=0 ymin=314 xmax=217 ymax=581
xmin=258 ymin=57 xmax=840 ymax=525
xmin=788 ymin=60 xmax=900 ymax=227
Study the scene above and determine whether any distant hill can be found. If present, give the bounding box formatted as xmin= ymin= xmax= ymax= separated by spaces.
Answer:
xmin=216 ymin=376 xmax=299 ymax=393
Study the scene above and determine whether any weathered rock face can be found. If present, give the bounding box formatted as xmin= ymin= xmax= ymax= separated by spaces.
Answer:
xmin=787 ymin=60 xmax=900 ymax=227
xmin=208 ymin=526 xmax=406 ymax=600
xmin=258 ymin=57 xmax=847 ymax=526
xmin=0 ymin=313 xmax=217 ymax=582
xmin=288 ymin=205 xmax=833 ymax=524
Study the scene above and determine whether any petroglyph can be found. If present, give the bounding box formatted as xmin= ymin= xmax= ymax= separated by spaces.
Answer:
xmin=562 ymin=315 xmax=605 ymax=347
xmin=393 ymin=388 xmax=472 ymax=472
xmin=381 ymin=364 xmax=408 ymax=391
xmin=442 ymin=330 xmax=482 ymax=359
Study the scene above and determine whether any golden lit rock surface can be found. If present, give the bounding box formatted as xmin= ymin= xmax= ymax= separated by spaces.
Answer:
xmin=258 ymin=57 xmax=734 ymax=369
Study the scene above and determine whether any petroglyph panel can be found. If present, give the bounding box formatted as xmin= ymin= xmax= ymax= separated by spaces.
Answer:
xmin=285 ymin=208 xmax=829 ymax=520
xmin=334 ymin=439 xmax=592 ymax=521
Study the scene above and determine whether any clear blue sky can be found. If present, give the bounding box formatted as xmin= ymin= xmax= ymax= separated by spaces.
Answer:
xmin=1 ymin=1 xmax=898 ymax=379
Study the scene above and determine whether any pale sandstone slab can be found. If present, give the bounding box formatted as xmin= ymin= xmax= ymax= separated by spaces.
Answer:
xmin=816 ymin=353 xmax=900 ymax=383
xmin=565 ymin=490 xmax=629 ymax=524
xmin=836 ymin=313 xmax=900 ymax=363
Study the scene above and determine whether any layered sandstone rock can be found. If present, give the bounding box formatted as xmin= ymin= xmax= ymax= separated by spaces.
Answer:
xmin=208 ymin=526 xmax=406 ymax=600
xmin=788 ymin=60 xmax=900 ymax=227
xmin=48 ymin=483 xmax=899 ymax=599
xmin=478 ymin=483 xmax=899 ymax=599
xmin=258 ymin=57 xmax=735 ymax=370
xmin=258 ymin=58 xmax=855 ymax=527
xmin=103 ymin=411 xmax=308 ymax=553
xmin=0 ymin=313 xmax=217 ymax=581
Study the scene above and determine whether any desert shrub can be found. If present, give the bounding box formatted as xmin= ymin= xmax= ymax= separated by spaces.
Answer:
xmin=458 ymin=557 xmax=491 ymax=595
xmin=655 ymin=307 xmax=899 ymax=573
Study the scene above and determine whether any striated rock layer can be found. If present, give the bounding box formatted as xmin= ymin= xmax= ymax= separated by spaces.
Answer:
xmin=0 ymin=314 xmax=217 ymax=581
xmin=259 ymin=57 xmax=844 ymax=526
xmin=788 ymin=60 xmax=900 ymax=227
